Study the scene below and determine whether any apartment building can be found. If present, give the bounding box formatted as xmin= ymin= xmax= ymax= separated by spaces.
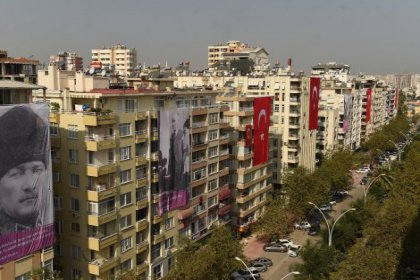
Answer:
xmin=0 ymin=52 xmax=54 ymax=280
xmin=34 ymin=65 xmax=233 ymax=280
xmin=50 ymin=51 xmax=83 ymax=71
xmin=91 ymin=44 xmax=137 ymax=77
xmin=0 ymin=50 xmax=39 ymax=84
xmin=216 ymin=91 xmax=272 ymax=236
xmin=207 ymin=40 xmax=269 ymax=68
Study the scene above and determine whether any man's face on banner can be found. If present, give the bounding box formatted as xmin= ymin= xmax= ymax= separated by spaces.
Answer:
xmin=0 ymin=161 xmax=46 ymax=225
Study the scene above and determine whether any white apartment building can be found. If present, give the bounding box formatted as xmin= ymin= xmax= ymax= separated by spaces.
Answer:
xmin=91 ymin=44 xmax=137 ymax=77
xmin=311 ymin=62 xmax=351 ymax=84
xmin=49 ymin=51 xmax=83 ymax=71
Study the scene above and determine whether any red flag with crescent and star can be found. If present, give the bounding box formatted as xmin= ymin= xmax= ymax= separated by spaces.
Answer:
xmin=309 ymin=77 xmax=320 ymax=130
xmin=253 ymin=97 xmax=271 ymax=166
xmin=366 ymin=88 xmax=373 ymax=123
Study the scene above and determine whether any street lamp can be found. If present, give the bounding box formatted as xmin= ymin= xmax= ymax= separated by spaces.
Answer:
xmin=363 ymin=173 xmax=386 ymax=204
xmin=234 ymin=256 xmax=256 ymax=280
xmin=280 ymin=271 xmax=302 ymax=280
xmin=308 ymin=202 xmax=356 ymax=247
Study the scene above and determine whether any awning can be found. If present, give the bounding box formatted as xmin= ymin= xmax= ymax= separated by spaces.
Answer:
xmin=218 ymin=204 xmax=232 ymax=216
xmin=177 ymin=207 xmax=194 ymax=220
xmin=218 ymin=188 xmax=232 ymax=200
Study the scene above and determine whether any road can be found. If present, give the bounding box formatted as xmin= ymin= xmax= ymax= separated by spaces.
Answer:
xmin=242 ymin=171 xmax=366 ymax=280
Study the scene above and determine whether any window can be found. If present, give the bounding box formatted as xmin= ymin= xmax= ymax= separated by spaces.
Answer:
xmin=165 ymin=217 xmax=174 ymax=230
xmin=136 ymin=187 xmax=147 ymax=201
xmin=209 ymin=113 xmax=219 ymax=124
xmin=15 ymin=273 xmax=31 ymax=280
xmin=153 ymin=264 xmax=162 ymax=279
xmin=193 ymin=168 xmax=206 ymax=181
xmin=208 ymin=129 xmax=218 ymax=141
xmin=53 ymin=171 xmax=61 ymax=183
xmin=120 ymin=192 xmax=132 ymax=207
xmin=120 ymin=236 xmax=133 ymax=253
xmin=119 ymin=123 xmax=132 ymax=137
xmin=68 ymin=149 xmax=79 ymax=163
xmin=165 ymin=236 xmax=174 ymax=249
xmin=71 ymin=198 xmax=80 ymax=212
xmin=208 ymin=179 xmax=218 ymax=191
xmin=120 ymin=169 xmax=132 ymax=184
xmin=71 ymin=245 xmax=80 ymax=259
xmin=54 ymin=195 xmax=62 ymax=209
xmin=68 ymin=124 xmax=78 ymax=139
xmin=71 ymin=222 xmax=80 ymax=233
xmin=208 ymin=146 xmax=218 ymax=158
xmin=70 ymin=174 xmax=80 ymax=188
xmin=207 ymin=195 xmax=217 ymax=208
xmin=120 ymin=214 xmax=132 ymax=229
xmin=125 ymin=99 xmax=136 ymax=113
xmin=208 ymin=163 xmax=218 ymax=175
xmin=136 ymin=165 xmax=147 ymax=180
xmin=120 ymin=146 xmax=131 ymax=161
xmin=121 ymin=259 xmax=132 ymax=271
xmin=50 ymin=124 xmax=59 ymax=136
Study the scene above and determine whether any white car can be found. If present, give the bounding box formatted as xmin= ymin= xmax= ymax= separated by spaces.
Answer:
xmin=356 ymin=167 xmax=370 ymax=173
xmin=276 ymin=239 xmax=294 ymax=248
xmin=294 ymin=221 xmax=311 ymax=230
xmin=288 ymin=244 xmax=302 ymax=257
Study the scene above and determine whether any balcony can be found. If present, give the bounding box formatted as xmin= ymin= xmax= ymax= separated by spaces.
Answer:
xmin=88 ymin=257 xmax=118 ymax=276
xmin=288 ymin=123 xmax=299 ymax=129
xmin=88 ymin=209 xmax=117 ymax=226
xmin=238 ymin=107 xmax=254 ymax=116
xmin=136 ymin=177 xmax=148 ymax=188
xmin=135 ymin=111 xmax=147 ymax=120
xmin=237 ymin=152 xmax=253 ymax=161
xmin=136 ymin=241 xmax=149 ymax=254
xmin=88 ymin=232 xmax=118 ymax=251
xmin=219 ymin=167 xmax=229 ymax=177
xmin=289 ymin=97 xmax=300 ymax=104
xmin=152 ymin=233 xmax=165 ymax=244
xmin=239 ymin=200 xmax=268 ymax=218
xmin=83 ymin=113 xmax=116 ymax=126
xmin=136 ymin=198 xmax=148 ymax=210
xmin=135 ymin=130 xmax=148 ymax=143
xmin=218 ymin=204 xmax=233 ymax=216
xmin=236 ymin=184 xmax=273 ymax=204
xmin=288 ymin=134 xmax=299 ymax=140
xmin=85 ymin=135 xmax=116 ymax=151
xmin=289 ymin=110 xmax=300 ymax=117
xmin=136 ymin=219 xmax=148 ymax=232
xmin=49 ymin=112 xmax=60 ymax=123
xmin=87 ymin=162 xmax=117 ymax=177
xmin=135 ymin=155 xmax=147 ymax=166
xmin=151 ymin=128 xmax=158 ymax=140
xmin=192 ymin=122 xmax=207 ymax=133
xmin=137 ymin=262 xmax=149 ymax=275
xmin=87 ymin=185 xmax=117 ymax=202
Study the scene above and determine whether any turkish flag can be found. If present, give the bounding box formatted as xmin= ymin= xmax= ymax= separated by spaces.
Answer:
xmin=309 ymin=77 xmax=320 ymax=130
xmin=366 ymin=88 xmax=372 ymax=123
xmin=253 ymin=97 xmax=271 ymax=166
xmin=245 ymin=124 xmax=252 ymax=147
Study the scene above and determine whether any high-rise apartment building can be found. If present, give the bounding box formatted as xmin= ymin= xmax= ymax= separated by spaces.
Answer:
xmin=50 ymin=51 xmax=83 ymax=71
xmin=35 ymin=64 xmax=233 ymax=280
xmin=91 ymin=44 xmax=137 ymax=77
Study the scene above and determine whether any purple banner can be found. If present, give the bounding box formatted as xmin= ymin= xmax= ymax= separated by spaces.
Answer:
xmin=343 ymin=94 xmax=353 ymax=133
xmin=158 ymin=108 xmax=190 ymax=215
xmin=0 ymin=104 xmax=55 ymax=264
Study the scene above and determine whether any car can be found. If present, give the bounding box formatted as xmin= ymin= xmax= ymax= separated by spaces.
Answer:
xmin=276 ymin=238 xmax=294 ymax=248
xmin=337 ymin=190 xmax=349 ymax=196
xmin=249 ymin=262 xmax=268 ymax=273
xmin=263 ymin=243 xmax=288 ymax=252
xmin=356 ymin=166 xmax=370 ymax=173
xmin=319 ymin=204 xmax=332 ymax=211
xmin=329 ymin=200 xmax=337 ymax=206
xmin=288 ymin=245 xmax=302 ymax=257
xmin=294 ymin=221 xmax=311 ymax=230
xmin=251 ymin=257 xmax=273 ymax=267
xmin=308 ymin=226 xmax=319 ymax=236
xmin=231 ymin=269 xmax=261 ymax=279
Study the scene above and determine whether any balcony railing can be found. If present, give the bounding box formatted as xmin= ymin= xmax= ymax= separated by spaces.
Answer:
xmin=192 ymin=122 xmax=206 ymax=128
xmin=85 ymin=135 xmax=115 ymax=141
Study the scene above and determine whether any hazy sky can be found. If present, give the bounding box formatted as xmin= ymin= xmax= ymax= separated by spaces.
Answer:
xmin=1 ymin=0 xmax=419 ymax=74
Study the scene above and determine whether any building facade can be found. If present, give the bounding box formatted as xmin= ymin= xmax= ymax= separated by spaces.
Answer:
xmin=50 ymin=51 xmax=83 ymax=71
xmin=91 ymin=44 xmax=137 ymax=78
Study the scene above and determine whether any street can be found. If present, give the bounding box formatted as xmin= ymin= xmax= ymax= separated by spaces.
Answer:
xmin=243 ymin=171 xmax=366 ymax=279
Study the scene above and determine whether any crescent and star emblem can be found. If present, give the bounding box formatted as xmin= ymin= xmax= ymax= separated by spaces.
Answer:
xmin=257 ymin=109 xmax=267 ymax=141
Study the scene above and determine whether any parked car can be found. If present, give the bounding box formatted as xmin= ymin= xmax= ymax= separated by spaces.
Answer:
xmin=263 ymin=243 xmax=288 ymax=252
xmin=356 ymin=166 xmax=370 ymax=173
xmin=231 ymin=269 xmax=261 ymax=279
xmin=288 ymin=245 xmax=302 ymax=257
xmin=320 ymin=204 xmax=332 ymax=211
xmin=360 ymin=177 xmax=368 ymax=185
xmin=294 ymin=221 xmax=311 ymax=230
xmin=329 ymin=200 xmax=337 ymax=206
xmin=276 ymin=238 xmax=294 ymax=248
xmin=251 ymin=257 xmax=273 ymax=267
xmin=308 ymin=226 xmax=319 ymax=236
xmin=249 ymin=262 xmax=268 ymax=273
xmin=337 ymin=190 xmax=349 ymax=196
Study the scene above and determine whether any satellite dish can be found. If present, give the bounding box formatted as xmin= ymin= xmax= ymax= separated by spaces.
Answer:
xmin=89 ymin=67 xmax=95 ymax=75
xmin=101 ymin=70 xmax=107 ymax=77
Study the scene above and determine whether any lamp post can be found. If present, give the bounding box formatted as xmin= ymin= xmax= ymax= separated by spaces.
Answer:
xmin=234 ymin=256 xmax=256 ymax=280
xmin=280 ymin=271 xmax=302 ymax=280
xmin=308 ymin=202 xmax=356 ymax=247
xmin=363 ymin=173 xmax=386 ymax=204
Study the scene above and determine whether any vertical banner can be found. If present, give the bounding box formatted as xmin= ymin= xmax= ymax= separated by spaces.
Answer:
xmin=0 ymin=104 xmax=55 ymax=265
xmin=394 ymin=88 xmax=399 ymax=111
xmin=309 ymin=77 xmax=321 ymax=130
xmin=253 ymin=97 xmax=271 ymax=166
xmin=366 ymin=88 xmax=373 ymax=123
xmin=343 ymin=94 xmax=353 ymax=133
xmin=158 ymin=108 xmax=190 ymax=215
xmin=245 ymin=124 xmax=252 ymax=147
